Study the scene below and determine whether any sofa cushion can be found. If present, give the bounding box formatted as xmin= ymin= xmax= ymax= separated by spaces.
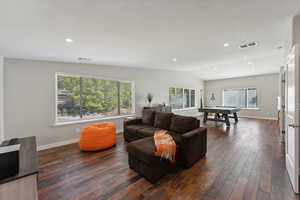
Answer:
xmin=137 ymin=127 xmax=157 ymax=136
xmin=142 ymin=109 xmax=156 ymax=125
xmin=127 ymin=137 xmax=178 ymax=165
xmin=170 ymin=115 xmax=199 ymax=134
xmin=124 ymin=124 xmax=153 ymax=140
xmin=154 ymin=112 xmax=173 ymax=130
xmin=127 ymin=137 xmax=160 ymax=165
xmin=127 ymin=133 xmax=181 ymax=166
xmin=125 ymin=124 xmax=151 ymax=132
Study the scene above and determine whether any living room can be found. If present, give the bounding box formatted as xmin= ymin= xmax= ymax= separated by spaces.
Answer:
xmin=0 ymin=1 xmax=300 ymax=200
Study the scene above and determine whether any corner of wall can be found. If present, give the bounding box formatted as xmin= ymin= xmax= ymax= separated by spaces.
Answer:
xmin=0 ymin=56 xmax=4 ymax=142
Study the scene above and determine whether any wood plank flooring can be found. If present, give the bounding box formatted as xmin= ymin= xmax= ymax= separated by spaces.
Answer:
xmin=38 ymin=118 xmax=299 ymax=200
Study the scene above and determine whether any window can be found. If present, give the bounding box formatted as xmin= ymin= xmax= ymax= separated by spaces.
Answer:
xmin=247 ymin=88 xmax=258 ymax=108
xmin=184 ymin=89 xmax=190 ymax=108
xmin=56 ymin=74 xmax=134 ymax=123
xmin=175 ymin=88 xmax=183 ymax=109
xmin=223 ymin=88 xmax=257 ymax=108
xmin=169 ymin=88 xmax=196 ymax=109
xmin=191 ymin=89 xmax=195 ymax=107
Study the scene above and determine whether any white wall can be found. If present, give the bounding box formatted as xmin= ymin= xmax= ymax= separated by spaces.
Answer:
xmin=0 ymin=57 xmax=4 ymax=142
xmin=3 ymin=58 xmax=204 ymax=147
xmin=204 ymin=73 xmax=279 ymax=119
xmin=293 ymin=15 xmax=300 ymax=45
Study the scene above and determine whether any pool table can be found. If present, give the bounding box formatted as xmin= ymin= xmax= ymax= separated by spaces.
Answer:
xmin=198 ymin=106 xmax=241 ymax=127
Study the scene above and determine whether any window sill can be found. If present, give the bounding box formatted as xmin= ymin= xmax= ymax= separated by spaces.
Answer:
xmin=241 ymin=108 xmax=260 ymax=110
xmin=173 ymin=107 xmax=198 ymax=112
xmin=52 ymin=114 xmax=135 ymax=127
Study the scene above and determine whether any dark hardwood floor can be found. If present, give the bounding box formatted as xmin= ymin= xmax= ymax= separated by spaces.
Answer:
xmin=38 ymin=118 xmax=299 ymax=200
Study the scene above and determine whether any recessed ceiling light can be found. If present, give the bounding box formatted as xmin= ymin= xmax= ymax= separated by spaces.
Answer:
xmin=247 ymin=62 xmax=253 ymax=65
xmin=223 ymin=43 xmax=229 ymax=47
xmin=172 ymin=58 xmax=177 ymax=62
xmin=65 ymin=38 xmax=73 ymax=43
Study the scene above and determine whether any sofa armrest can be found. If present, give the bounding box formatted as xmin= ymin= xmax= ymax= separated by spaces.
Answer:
xmin=124 ymin=118 xmax=143 ymax=126
xmin=180 ymin=127 xmax=207 ymax=168
xmin=123 ymin=118 xmax=143 ymax=142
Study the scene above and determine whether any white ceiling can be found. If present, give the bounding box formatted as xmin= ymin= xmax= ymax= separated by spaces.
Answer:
xmin=0 ymin=0 xmax=299 ymax=80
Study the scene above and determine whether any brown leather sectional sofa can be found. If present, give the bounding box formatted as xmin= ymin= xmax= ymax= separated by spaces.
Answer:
xmin=124 ymin=109 xmax=207 ymax=183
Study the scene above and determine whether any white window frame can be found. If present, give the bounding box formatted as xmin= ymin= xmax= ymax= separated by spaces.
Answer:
xmin=54 ymin=72 xmax=135 ymax=126
xmin=169 ymin=87 xmax=197 ymax=111
xmin=222 ymin=87 xmax=259 ymax=109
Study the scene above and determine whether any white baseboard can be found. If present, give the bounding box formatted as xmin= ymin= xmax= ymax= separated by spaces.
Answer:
xmin=37 ymin=138 xmax=79 ymax=151
xmin=239 ymin=115 xmax=278 ymax=121
xmin=38 ymin=129 xmax=123 ymax=151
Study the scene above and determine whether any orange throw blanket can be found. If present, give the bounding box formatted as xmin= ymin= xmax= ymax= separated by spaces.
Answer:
xmin=154 ymin=129 xmax=176 ymax=163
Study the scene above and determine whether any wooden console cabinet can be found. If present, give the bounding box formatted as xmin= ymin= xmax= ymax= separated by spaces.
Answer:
xmin=0 ymin=137 xmax=38 ymax=200
xmin=143 ymin=106 xmax=172 ymax=112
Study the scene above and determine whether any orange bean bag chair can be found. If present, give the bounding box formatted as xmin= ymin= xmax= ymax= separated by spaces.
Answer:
xmin=79 ymin=122 xmax=116 ymax=151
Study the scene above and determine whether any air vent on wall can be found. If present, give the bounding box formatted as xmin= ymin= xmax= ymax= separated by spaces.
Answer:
xmin=239 ymin=41 xmax=258 ymax=49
